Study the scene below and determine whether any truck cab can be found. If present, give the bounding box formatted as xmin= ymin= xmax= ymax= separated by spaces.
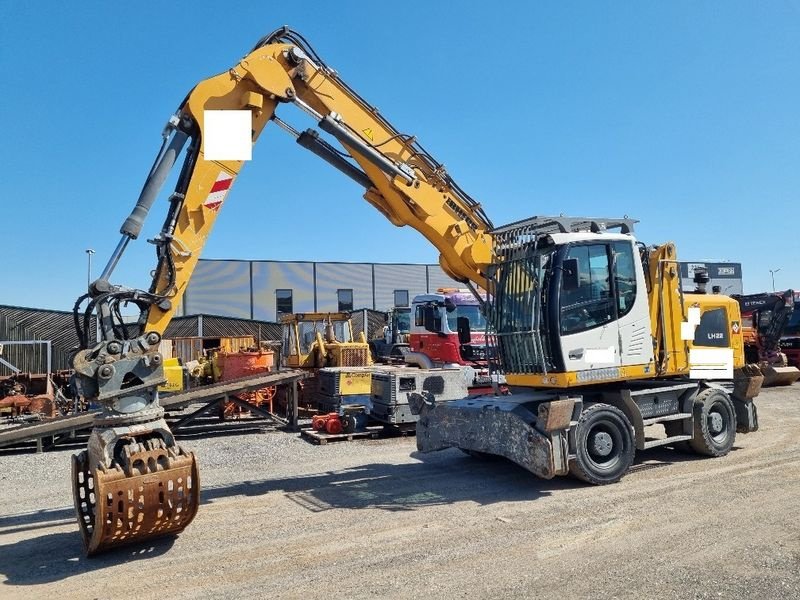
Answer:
xmin=410 ymin=288 xmax=494 ymax=387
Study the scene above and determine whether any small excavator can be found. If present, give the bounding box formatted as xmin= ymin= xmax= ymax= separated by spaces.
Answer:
xmin=70 ymin=27 xmax=763 ymax=555
xmin=732 ymin=289 xmax=800 ymax=386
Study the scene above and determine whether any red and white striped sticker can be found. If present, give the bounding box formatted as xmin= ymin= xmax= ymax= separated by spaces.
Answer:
xmin=203 ymin=171 xmax=233 ymax=211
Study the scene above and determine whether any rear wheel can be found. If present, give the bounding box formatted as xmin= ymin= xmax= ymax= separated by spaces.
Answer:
xmin=569 ymin=403 xmax=635 ymax=485
xmin=689 ymin=388 xmax=736 ymax=457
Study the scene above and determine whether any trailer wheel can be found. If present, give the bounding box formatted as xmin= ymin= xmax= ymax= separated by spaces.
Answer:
xmin=569 ymin=403 xmax=635 ymax=485
xmin=689 ymin=388 xmax=736 ymax=457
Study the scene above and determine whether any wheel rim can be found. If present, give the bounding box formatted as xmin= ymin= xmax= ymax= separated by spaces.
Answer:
xmin=585 ymin=419 xmax=624 ymax=471
xmin=708 ymin=401 xmax=731 ymax=445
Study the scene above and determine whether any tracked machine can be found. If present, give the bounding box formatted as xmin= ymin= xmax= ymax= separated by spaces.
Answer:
xmin=69 ymin=27 xmax=762 ymax=555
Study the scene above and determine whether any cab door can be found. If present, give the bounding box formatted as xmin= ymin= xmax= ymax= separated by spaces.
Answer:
xmin=611 ymin=241 xmax=654 ymax=368
xmin=558 ymin=243 xmax=621 ymax=372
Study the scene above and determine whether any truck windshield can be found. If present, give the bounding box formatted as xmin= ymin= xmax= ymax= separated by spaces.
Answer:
xmin=785 ymin=304 xmax=800 ymax=336
xmin=446 ymin=304 xmax=487 ymax=332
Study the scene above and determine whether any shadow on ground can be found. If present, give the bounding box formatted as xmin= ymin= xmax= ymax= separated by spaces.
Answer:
xmin=0 ymin=531 xmax=176 ymax=586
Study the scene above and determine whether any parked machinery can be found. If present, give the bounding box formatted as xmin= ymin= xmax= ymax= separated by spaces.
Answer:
xmin=732 ymin=289 xmax=800 ymax=386
xmin=281 ymin=312 xmax=372 ymax=369
xmin=369 ymin=306 xmax=411 ymax=363
xmin=69 ymin=27 xmax=763 ymax=555
xmin=279 ymin=312 xmax=374 ymax=418
xmin=779 ymin=292 xmax=800 ymax=368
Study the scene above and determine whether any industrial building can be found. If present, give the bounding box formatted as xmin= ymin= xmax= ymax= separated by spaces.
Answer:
xmin=181 ymin=259 xmax=462 ymax=320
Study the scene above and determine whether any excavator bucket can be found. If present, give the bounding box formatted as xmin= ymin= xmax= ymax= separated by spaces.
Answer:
xmin=72 ymin=438 xmax=199 ymax=556
xmin=760 ymin=364 xmax=800 ymax=387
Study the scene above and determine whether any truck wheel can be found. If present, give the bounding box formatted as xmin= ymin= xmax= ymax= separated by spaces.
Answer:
xmin=689 ymin=389 xmax=736 ymax=457
xmin=569 ymin=403 xmax=635 ymax=485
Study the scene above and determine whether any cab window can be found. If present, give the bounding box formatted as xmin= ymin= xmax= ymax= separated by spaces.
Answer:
xmin=612 ymin=241 xmax=636 ymax=317
xmin=693 ymin=307 xmax=729 ymax=347
xmin=415 ymin=305 xmax=425 ymax=327
xmin=560 ymin=244 xmax=615 ymax=335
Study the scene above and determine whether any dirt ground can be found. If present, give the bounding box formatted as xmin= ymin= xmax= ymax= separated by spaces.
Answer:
xmin=1 ymin=385 xmax=798 ymax=600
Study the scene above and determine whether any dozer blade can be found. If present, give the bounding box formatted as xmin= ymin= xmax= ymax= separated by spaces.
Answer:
xmin=72 ymin=438 xmax=199 ymax=556
xmin=761 ymin=365 xmax=800 ymax=387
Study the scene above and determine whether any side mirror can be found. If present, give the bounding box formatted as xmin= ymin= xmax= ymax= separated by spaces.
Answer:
xmin=562 ymin=258 xmax=579 ymax=291
xmin=444 ymin=298 xmax=457 ymax=313
xmin=423 ymin=304 xmax=441 ymax=333
xmin=456 ymin=316 xmax=471 ymax=344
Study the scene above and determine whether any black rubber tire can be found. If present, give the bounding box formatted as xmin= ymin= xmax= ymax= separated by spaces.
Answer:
xmin=341 ymin=414 xmax=357 ymax=434
xmin=689 ymin=388 xmax=736 ymax=457
xmin=569 ymin=403 xmax=635 ymax=485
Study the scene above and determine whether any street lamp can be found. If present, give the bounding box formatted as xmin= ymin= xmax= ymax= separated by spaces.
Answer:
xmin=769 ymin=267 xmax=781 ymax=292
xmin=85 ymin=249 xmax=95 ymax=289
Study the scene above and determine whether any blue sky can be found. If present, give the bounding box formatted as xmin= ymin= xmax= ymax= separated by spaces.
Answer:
xmin=1 ymin=1 xmax=798 ymax=310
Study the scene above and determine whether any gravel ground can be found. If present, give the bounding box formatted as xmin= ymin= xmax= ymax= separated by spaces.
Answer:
xmin=1 ymin=386 xmax=799 ymax=599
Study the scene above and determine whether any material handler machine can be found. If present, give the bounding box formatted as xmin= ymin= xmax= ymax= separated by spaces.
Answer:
xmin=70 ymin=28 xmax=762 ymax=555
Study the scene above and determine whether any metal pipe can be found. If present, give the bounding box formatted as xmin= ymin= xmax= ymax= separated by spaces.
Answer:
xmin=291 ymin=97 xmax=415 ymax=184
xmin=120 ymin=130 xmax=190 ymax=240
xmin=292 ymin=97 xmax=324 ymax=121
xmin=273 ymin=116 xmax=372 ymax=189
xmin=318 ymin=115 xmax=415 ymax=184
xmin=297 ymin=129 xmax=372 ymax=189
xmin=97 ymin=235 xmax=131 ymax=283
xmin=272 ymin=115 xmax=301 ymax=137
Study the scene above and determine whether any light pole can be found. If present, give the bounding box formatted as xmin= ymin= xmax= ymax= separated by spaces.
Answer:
xmin=86 ymin=249 xmax=95 ymax=289
xmin=769 ymin=267 xmax=781 ymax=292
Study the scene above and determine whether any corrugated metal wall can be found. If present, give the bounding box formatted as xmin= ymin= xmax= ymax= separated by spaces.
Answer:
xmin=316 ymin=263 xmax=373 ymax=312
xmin=252 ymin=261 xmax=315 ymax=320
xmin=183 ymin=259 xmax=460 ymax=321
xmin=185 ymin=260 xmax=252 ymax=319
xmin=162 ymin=315 xmax=281 ymax=341
xmin=0 ymin=306 xmax=91 ymax=374
xmin=373 ymin=264 xmax=428 ymax=311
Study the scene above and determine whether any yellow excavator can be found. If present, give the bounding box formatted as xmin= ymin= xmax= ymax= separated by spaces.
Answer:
xmin=70 ymin=27 xmax=761 ymax=555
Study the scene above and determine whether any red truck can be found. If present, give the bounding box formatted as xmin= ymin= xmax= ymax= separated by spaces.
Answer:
xmin=408 ymin=288 xmax=501 ymax=392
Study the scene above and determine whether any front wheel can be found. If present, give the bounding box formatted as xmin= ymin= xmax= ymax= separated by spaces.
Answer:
xmin=569 ymin=403 xmax=635 ymax=485
xmin=689 ymin=388 xmax=736 ymax=457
